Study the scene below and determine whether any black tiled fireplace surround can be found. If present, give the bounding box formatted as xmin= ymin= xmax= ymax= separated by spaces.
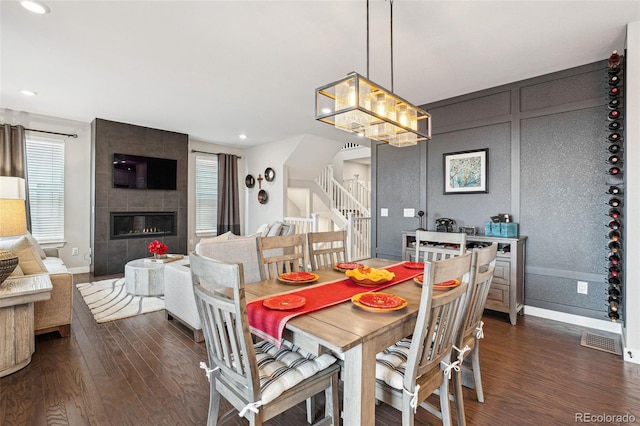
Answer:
xmin=91 ymin=118 xmax=188 ymax=276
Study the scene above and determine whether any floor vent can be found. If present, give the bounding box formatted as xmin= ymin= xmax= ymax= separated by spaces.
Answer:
xmin=581 ymin=331 xmax=622 ymax=355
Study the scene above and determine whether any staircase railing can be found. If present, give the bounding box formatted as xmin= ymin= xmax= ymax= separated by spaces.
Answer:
xmin=284 ymin=213 xmax=319 ymax=235
xmin=283 ymin=213 xmax=370 ymax=261
xmin=313 ymin=165 xmax=371 ymax=260
xmin=317 ymin=166 xmax=370 ymax=218
xmin=342 ymin=178 xmax=370 ymax=210
xmin=347 ymin=212 xmax=371 ymax=261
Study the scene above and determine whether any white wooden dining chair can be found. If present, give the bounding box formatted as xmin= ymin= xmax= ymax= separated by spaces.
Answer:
xmin=189 ymin=252 xmax=341 ymax=426
xmin=256 ymin=233 xmax=308 ymax=280
xmin=307 ymin=230 xmax=348 ymax=270
xmin=452 ymin=242 xmax=498 ymax=426
xmin=375 ymin=253 xmax=472 ymax=426
xmin=415 ymin=230 xmax=467 ymax=262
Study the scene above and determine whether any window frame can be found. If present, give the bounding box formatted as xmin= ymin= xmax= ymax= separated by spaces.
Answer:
xmin=25 ymin=136 xmax=66 ymax=244
xmin=195 ymin=155 xmax=218 ymax=236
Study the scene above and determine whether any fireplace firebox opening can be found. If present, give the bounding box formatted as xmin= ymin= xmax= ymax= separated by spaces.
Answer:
xmin=110 ymin=212 xmax=177 ymax=240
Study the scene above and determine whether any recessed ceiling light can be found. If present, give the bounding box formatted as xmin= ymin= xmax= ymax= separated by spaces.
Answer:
xmin=239 ymin=134 xmax=247 ymax=140
xmin=321 ymin=107 xmax=332 ymax=114
xmin=21 ymin=89 xmax=38 ymax=96
xmin=21 ymin=0 xmax=51 ymax=14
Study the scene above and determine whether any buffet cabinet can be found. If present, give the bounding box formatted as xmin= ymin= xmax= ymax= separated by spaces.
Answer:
xmin=401 ymin=231 xmax=527 ymax=325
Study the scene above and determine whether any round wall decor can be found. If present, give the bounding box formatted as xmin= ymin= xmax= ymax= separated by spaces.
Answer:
xmin=264 ymin=167 xmax=276 ymax=182
xmin=245 ymin=174 xmax=255 ymax=188
xmin=258 ymin=189 xmax=269 ymax=204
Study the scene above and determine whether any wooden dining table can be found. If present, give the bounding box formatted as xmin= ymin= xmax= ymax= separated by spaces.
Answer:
xmin=244 ymin=258 xmax=432 ymax=426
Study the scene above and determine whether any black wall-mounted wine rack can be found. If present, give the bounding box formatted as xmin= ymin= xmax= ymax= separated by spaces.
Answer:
xmin=606 ymin=50 xmax=624 ymax=322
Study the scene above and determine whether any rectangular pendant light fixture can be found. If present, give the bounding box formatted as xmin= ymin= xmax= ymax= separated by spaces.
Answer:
xmin=315 ymin=72 xmax=431 ymax=147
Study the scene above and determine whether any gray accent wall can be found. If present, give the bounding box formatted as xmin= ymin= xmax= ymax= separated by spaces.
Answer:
xmin=372 ymin=60 xmax=611 ymax=320
xmin=91 ymin=118 xmax=188 ymax=276
xmin=374 ymin=142 xmax=426 ymax=259
xmin=427 ymin=122 xmax=512 ymax=229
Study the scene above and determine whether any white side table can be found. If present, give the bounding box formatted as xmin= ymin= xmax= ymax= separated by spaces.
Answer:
xmin=0 ymin=274 xmax=52 ymax=377
xmin=124 ymin=259 xmax=166 ymax=296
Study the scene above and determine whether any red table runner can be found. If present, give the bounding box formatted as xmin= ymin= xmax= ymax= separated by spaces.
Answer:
xmin=247 ymin=262 xmax=422 ymax=347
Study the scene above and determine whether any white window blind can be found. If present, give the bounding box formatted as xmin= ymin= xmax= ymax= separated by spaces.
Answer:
xmin=195 ymin=156 xmax=218 ymax=235
xmin=25 ymin=138 xmax=65 ymax=243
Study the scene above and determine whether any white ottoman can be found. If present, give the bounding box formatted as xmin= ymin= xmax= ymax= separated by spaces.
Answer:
xmin=164 ymin=259 xmax=203 ymax=342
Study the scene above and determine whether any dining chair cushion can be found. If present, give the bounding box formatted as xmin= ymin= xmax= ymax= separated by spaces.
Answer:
xmin=375 ymin=337 xmax=412 ymax=390
xmin=253 ymin=340 xmax=337 ymax=404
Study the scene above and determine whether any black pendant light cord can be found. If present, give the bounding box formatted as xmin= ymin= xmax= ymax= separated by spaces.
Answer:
xmin=390 ymin=0 xmax=394 ymax=92
xmin=366 ymin=0 xmax=370 ymax=79
xmin=367 ymin=0 xmax=393 ymax=89
xmin=367 ymin=0 xmax=394 ymax=90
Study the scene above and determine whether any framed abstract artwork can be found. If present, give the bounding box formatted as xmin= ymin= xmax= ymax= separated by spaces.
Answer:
xmin=443 ymin=148 xmax=488 ymax=194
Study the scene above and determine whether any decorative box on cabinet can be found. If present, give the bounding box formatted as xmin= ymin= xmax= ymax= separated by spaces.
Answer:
xmin=402 ymin=231 xmax=527 ymax=325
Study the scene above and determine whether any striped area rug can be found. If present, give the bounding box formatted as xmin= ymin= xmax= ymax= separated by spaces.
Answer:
xmin=76 ymin=278 xmax=164 ymax=324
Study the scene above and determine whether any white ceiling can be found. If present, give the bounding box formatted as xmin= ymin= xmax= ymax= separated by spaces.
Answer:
xmin=2 ymin=1 xmax=640 ymax=147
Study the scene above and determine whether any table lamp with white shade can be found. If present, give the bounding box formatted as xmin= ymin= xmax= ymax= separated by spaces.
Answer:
xmin=0 ymin=177 xmax=28 ymax=285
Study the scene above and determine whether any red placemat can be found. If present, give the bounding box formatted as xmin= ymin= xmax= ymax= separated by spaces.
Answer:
xmin=247 ymin=263 xmax=422 ymax=347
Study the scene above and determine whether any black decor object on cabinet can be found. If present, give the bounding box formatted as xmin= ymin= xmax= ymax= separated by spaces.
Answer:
xmin=605 ymin=50 xmax=624 ymax=323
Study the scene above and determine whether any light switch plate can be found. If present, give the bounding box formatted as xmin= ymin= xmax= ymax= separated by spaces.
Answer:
xmin=381 ymin=208 xmax=389 ymax=217
xmin=577 ymin=281 xmax=588 ymax=295
xmin=404 ymin=208 xmax=415 ymax=217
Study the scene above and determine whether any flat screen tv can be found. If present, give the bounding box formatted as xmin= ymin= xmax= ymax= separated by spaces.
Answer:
xmin=112 ymin=153 xmax=177 ymax=190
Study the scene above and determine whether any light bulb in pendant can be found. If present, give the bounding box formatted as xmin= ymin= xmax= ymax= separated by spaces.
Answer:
xmin=375 ymin=93 xmax=386 ymax=116
xmin=398 ymin=105 xmax=408 ymax=126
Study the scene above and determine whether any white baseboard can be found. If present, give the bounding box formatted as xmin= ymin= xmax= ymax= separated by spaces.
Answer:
xmin=67 ymin=266 xmax=90 ymax=274
xmin=524 ymin=305 xmax=622 ymax=335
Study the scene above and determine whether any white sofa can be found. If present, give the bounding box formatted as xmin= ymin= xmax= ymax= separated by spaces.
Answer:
xmin=164 ymin=223 xmax=297 ymax=341
xmin=164 ymin=233 xmax=263 ymax=341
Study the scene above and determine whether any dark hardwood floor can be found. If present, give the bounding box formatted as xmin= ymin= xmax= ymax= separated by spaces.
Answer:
xmin=1 ymin=272 xmax=639 ymax=425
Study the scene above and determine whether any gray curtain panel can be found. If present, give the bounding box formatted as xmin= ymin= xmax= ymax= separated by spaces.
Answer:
xmin=217 ymin=153 xmax=240 ymax=235
xmin=0 ymin=124 xmax=31 ymax=230
xmin=0 ymin=124 xmax=27 ymax=177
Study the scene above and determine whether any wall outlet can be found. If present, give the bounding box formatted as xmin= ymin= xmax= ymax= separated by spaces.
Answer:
xmin=403 ymin=208 xmax=415 ymax=217
xmin=381 ymin=208 xmax=389 ymax=217
xmin=72 ymin=247 xmax=79 ymax=256
xmin=577 ymin=281 xmax=588 ymax=295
